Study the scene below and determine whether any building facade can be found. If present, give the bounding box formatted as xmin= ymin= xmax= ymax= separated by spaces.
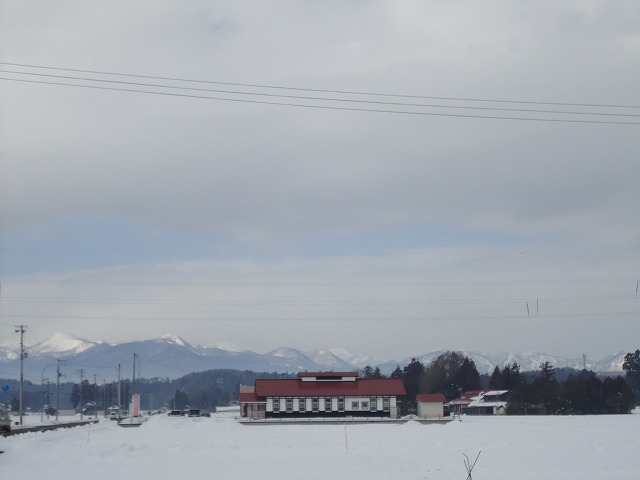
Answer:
xmin=240 ymin=372 xmax=406 ymax=419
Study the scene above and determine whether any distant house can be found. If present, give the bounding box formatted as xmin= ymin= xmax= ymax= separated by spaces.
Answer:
xmin=466 ymin=390 xmax=509 ymax=415
xmin=416 ymin=393 xmax=446 ymax=419
xmin=447 ymin=390 xmax=483 ymax=415
xmin=447 ymin=390 xmax=509 ymax=415
xmin=240 ymin=372 xmax=406 ymax=419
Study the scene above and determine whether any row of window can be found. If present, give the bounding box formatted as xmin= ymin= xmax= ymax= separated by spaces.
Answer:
xmin=272 ymin=397 xmax=390 ymax=413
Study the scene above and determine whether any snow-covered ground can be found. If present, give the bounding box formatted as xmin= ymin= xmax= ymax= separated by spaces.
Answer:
xmin=2 ymin=411 xmax=639 ymax=479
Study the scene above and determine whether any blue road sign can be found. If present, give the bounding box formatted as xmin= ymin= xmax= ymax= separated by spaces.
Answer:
xmin=1 ymin=385 xmax=9 ymax=392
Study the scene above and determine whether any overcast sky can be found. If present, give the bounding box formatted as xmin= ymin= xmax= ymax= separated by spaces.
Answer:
xmin=0 ymin=1 xmax=638 ymax=362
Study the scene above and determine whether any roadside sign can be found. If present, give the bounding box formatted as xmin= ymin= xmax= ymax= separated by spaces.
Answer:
xmin=1 ymin=385 xmax=9 ymax=392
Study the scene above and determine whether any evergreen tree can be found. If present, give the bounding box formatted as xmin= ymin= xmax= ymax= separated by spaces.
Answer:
xmin=362 ymin=365 xmax=383 ymax=378
xmin=69 ymin=380 xmax=93 ymax=410
xmin=535 ymin=362 xmax=567 ymax=414
xmin=489 ymin=366 xmax=505 ymax=390
xmin=622 ymin=349 xmax=640 ymax=375
xmin=538 ymin=361 xmax=556 ymax=383
xmin=508 ymin=381 xmax=541 ymax=415
xmin=401 ymin=358 xmax=425 ymax=403
xmin=602 ymin=376 xmax=636 ymax=413
xmin=622 ymin=349 xmax=640 ymax=401
xmin=173 ymin=390 xmax=190 ymax=410
xmin=503 ymin=363 xmax=523 ymax=389
xmin=565 ymin=372 xmax=604 ymax=414
xmin=451 ymin=357 xmax=481 ymax=393
xmin=420 ymin=351 xmax=466 ymax=397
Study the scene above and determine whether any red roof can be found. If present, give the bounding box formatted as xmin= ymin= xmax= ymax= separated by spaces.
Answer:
xmin=417 ymin=393 xmax=446 ymax=403
xmin=255 ymin=377 xmax=405 ymax=397
xmin=239 ymin=391 xmax=264 ymax=403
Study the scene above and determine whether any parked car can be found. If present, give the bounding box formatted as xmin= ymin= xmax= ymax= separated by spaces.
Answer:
xmin=43 ymin=406 xmax=56 ymax=416
xmin=188 ymin=409 xmax=200 ymax=417
xmin=168 ymin=410 xmax=182 ymax=416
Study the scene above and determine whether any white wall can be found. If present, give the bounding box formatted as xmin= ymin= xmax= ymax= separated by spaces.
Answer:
xmin=417 ymin=402 xmax=443 ymax=418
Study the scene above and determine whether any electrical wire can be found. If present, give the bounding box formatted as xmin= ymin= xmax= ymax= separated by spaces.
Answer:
xmin=0 ymin=294 xmax=635 ymax=307
xmin=2 ymin=69 xmax=638 ymax=119
xmin=1 ymin=277 xmax=636 ymax=287
xmin=1 ymin=311 xmax=637 ymax=322
xmin=2 ymin=61 xmax=639 ymax=109
xmin=2 ymin=64 xmax=638 ymax=125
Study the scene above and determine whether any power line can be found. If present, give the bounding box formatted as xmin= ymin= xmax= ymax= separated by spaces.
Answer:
xmin=1 ymin=294 xmax=635 ymax=306
xmin=2 ymin=61 xmax=639 ymax=109
xmin=2 ymin=77 xmax=639 ymax=125
xmin=2 ymin=69 xmax=638 ymax=119
xmin=1 ymin=277 xmax=636 ymax=287
xmin=1 ymin=311 xmax=637 ymax=322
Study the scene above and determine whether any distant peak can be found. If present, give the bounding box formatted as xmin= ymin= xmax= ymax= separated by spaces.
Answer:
xmin=269 ymin=346 xmax=300 ymax=357
xmin=158 ymin=334 xmax=189 ymax=347
xmin=203 ymin=342 xmax=246 ymax=353
xmin=32 ymin=332 xmax=99 ymax=355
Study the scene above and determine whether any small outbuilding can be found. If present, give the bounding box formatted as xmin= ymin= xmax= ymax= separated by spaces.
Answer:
xmin=416 ymin=393 xmax=447 ymax=419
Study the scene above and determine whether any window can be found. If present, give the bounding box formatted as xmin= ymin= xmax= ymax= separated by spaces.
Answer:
xmin=351 ymin=401 xmax=359 ymax=410
xmin=312 ymin=398 xmax=319 ymax=412
xmin=272 ymin=398 xmax=280 ymax=413
xmin=286 ymin=398 xmax=292 ymax=413
xmin=324 ymin=398 xmax=332 ymax=412
xmin=360 ymin=401 xmax=369 ymax=410
xmin=299 ymin=398 xmax=306 ymax=413
xmin=338 ymin=397 xmax=345 ymax=412
xmin=383 ymin=397 xmax=390 ymax=412
xmin=370 ymin=398 xmax=377 ymax=411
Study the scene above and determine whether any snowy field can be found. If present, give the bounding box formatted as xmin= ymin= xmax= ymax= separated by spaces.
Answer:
xmin=2 ymin=411 xmax=639 ymax=479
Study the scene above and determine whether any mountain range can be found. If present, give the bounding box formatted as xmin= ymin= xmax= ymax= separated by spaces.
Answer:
xmin=0 ymin=332 xmax=628 ymax=383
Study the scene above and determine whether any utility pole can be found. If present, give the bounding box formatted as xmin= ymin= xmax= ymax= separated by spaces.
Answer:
xmin=117 ymin=364 xmax=121 ymax=418
xmin=78 ymin=369 xmax=84 ymax=420
xmin=55 ymin=359 xmax=64 ymax=421
xmin=94 ymin=374 xmax=98 ymax=417
xmin=15 ymin=325 xmax=27 ymax=425
xmin=132 ymin=353 xmax=137 ymax=397
xmin=45 ymin=379 xmax=51 ymax=419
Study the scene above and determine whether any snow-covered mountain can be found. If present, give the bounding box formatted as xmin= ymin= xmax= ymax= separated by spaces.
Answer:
xmin=379 ymin=350 xmax=621 ymax=376
xmin=591 ymin=351 xmax=627 ymax=372
xmin=329 ymin=347 xmax=383 ymax=369
xmin=30 ymin=332 xmax=105 ymax=356
xmin=0 ymin=332 xmax=630 ymax=381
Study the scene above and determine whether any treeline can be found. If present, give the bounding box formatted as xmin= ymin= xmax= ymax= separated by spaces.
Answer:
xmin=157 ymin=369 xmax=291 ymax=411
xmin=1 ymin=369 xmax=293 ymax=413
xmin=383 ymin=351 xmax=483 ymax=414
xmin=507 ymin=362 xmax=635 ymax=414
xmin=364 ymin=349 xmax=639 ymax=415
